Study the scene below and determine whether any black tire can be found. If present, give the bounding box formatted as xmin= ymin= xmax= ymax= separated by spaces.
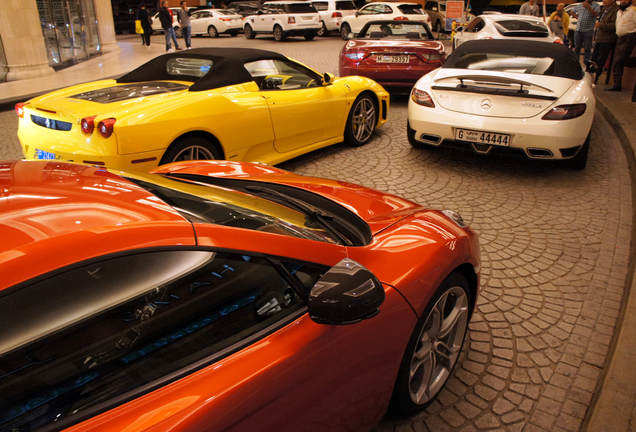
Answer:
xmin=344 ymin=93 xmax=377 ymax=147
xmin=563 ymin=132 xmax=590 ymax=170
xmin=229 ymin=31 xmax=239 ymax=37
xmin=340 ymin=22 xmax=351 ymax=40
xmin=174 ymin=26 xmax=182 ymax=38
xmin=160 ymin=136 xmax=222 ymax=165
xmin=389 ymin=272 xmax=471 ymax=417
xmin=317 ymin=21 xmax=328 ymax=37
xmin=244 ymin=24 xmax=255 ymax=39
xmin=195 ymin=33 xmax=202 ymax=37
xmin=208 ymin=25 xmax=218 ymax=38
xmin=304 ymin=31 xmax=316 ymax=41
xmin=452 ymin=36 xmax=457 ymax=51
xmin=273 ymin=25 xmax=286 ymax=41
xmin=435 ymin=20 xmax=442 ymax=33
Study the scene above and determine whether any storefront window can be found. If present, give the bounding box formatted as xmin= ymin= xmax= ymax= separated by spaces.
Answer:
xmin=36 ymin=0 xmax=101 ymax=70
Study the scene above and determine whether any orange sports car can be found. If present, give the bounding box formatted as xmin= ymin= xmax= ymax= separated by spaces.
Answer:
xmin=0 ymin=160 xmax=480 ymax=432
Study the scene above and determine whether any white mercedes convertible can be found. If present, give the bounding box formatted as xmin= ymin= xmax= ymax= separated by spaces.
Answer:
xmin=407 ymin=40 xmax=595 ymax=169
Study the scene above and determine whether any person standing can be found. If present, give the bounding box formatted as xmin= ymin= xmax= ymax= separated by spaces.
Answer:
xmin=159 ymin=0 xmax=181 ymax=52
xmin=570 ymin=0 xmax=601 ymax=65
xmin=177 ymin=1 xmax=192 ymax=49
xmin=606 ymin=0 xmax=636 ymax=90
xmin=519 ymin=0 xmax=541 ymax=17
xmin=137 ymin=2 xmax=152 ymax=47
xmin=548 ymin=3 xmax=570 ymax=42
xmin=592 ymin=0 xmax=619 ymax=84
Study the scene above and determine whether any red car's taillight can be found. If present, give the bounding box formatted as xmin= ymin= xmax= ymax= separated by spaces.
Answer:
xmin=393 ymin=16 xmax=409 ymax=20
xmin=332 ymin=12 xmax=342 ymax=17
xmin=421 ymin=52 xmax=444 ymax=63
xmin=81 ymin=115 xmax=96 ymax=134
xmin=97 ymin=118 xmax=116 ymax=138
xmin=343 ymin=50 xmax=368 ymax=62
xmin=15 ymin=103 xmax=27 ymax=118
xmin=411 ymin=88 xmax=435 ymax=107
xmin=542 ymin=104 xmax=586 ymax=120
xmin=288 ymin=17 xmax=296 ymax=23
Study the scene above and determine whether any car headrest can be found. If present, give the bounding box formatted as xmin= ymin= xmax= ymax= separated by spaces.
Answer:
xmin=369 ymin=31 xmax=385 ymax=39
xmin=405 ymin=31 xmax=421 ymax=39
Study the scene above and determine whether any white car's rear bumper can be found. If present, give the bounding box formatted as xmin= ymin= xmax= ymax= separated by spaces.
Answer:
xmin=407 ymin=103 xmax=593 ymax=160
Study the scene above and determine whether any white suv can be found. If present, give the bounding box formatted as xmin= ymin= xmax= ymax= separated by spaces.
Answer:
xmin=340 ymin=2 xmax=430 ymax=40
xmin=311 ymin=0 xmax=358 ymax=36
xmin=244 ymin=1 xmax=322 ymax=41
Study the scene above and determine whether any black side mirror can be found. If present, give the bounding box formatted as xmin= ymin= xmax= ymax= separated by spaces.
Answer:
xmin=308 ymin=258 xmax=385 ymax=325
xmin=585 ymin=61 xmax=598 ymax=74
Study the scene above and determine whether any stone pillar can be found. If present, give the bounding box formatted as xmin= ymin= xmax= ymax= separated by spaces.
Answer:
xmin=0 ymin=0 xmax=54 ymax=81
xmin=93 ymin=0 xmax=119 ymax=54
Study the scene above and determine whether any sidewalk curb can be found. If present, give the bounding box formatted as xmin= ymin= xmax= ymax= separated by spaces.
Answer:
xmin=582 ymin=93 xmax=636 ymax=432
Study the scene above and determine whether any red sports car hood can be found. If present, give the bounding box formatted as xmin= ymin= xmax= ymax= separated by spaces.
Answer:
xmin=153 ymin=161 xmax=426 ymax=234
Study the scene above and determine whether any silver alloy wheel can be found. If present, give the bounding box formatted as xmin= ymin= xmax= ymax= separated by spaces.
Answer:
xmin=408 ymin=285 xmax=469 ymax=405
xmin=274 ymin=25 xmax=284 ymax=41
xmin=174 ymin=26 xmax=182 ymax=38
xmin=351 ymin=98 xmax=376 ymax=142
xmin=171 ymin=145 xmax=216 ymax=161
xmin=208 ymin=25 xmax=218 ymax=37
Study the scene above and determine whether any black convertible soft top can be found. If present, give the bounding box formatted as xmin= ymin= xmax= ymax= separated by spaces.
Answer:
xmin=117 ymin=48 xmax=290 ymax=91
xmin=444 ymin=40 xmax=584 ymax=80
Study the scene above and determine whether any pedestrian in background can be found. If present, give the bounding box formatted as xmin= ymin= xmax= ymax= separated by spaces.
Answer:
xmin=177 ymin=1 xmax=193 ymax=49
xmin=159 ymin=0 xmax=181 ymax=52
xmin=606 ymin=0 xmax=636 ymax=91
xmin=548 ymin=3 xmax=570 ymax=42
xmin=570 ymin=0 xmax=601 ymax=65
xmin=592 ymin=0 xmax=619 ymax=84
xmin=137 ymin=2 xmax=152 ymax=47
xmin=519 ymin=0 xmax=541 ymax=17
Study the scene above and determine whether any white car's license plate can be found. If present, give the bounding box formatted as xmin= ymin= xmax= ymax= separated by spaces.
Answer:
xmin=376 ymin=55 xmax=409 ymax=63
xmin=35 ymin=149 xmax=56 ymax=160
xmin=302 ymin=15 xmax=314 ymax=20
xmin=456 ymin=129 xmax=510 ymax=146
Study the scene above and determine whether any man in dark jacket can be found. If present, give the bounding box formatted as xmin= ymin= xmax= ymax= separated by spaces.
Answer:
xmin=159 ymin=0 xmax=181 ymax=52
xmin=592 ymin=0 xmax=620 ymax=83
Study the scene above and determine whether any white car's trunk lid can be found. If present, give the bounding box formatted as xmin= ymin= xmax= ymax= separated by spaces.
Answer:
xmin=430 ymin=69 xmax=575 ymax=118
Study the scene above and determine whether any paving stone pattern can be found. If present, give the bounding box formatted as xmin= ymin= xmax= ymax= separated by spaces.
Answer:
xmin=0 ymin=35 xmax=632 ymax=432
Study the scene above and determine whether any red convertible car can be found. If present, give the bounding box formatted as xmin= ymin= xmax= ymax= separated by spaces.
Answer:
xmin=340 ymin=20 xmax=446 ymax=90
xmin=0 ymin=160 xmax=480 ymax=432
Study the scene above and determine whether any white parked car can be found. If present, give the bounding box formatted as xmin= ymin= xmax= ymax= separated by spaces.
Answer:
xmin=151 ymin=7 xmax=197 ymax=38
xmin=244 ymin=1 xmax=322 ymax=41
xmin=311 ymin=0 xmax=358 ymax=36
xmin=190 ymin=9 xmax=244 ymax=37
xmin=408 ymin=40 xmax=596 ymax=169
xmin=340 ymin=2 xmax=430 ymax=40
xmin=452 ymin=14 xmax=562 ymax=50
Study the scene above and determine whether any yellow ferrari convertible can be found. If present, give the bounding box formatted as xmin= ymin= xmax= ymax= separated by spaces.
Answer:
xmin=16 ymin=48 xmax=389 ymax=171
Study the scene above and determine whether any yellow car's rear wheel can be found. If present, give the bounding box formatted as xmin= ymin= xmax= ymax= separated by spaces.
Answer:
xmin=161 ymin=137 xmax=221 ymax=165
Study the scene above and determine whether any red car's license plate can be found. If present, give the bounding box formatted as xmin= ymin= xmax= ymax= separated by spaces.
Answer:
xmin=376 ymin=55 xmax=409 ymax=63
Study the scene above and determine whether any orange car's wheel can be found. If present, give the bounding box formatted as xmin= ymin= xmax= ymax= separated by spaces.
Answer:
xmin=389 ymin=272 xmax=470 ymax=416
xmin=160 ymin=137 xmax=221 ymax=165
xmin=344 ymin=93 xmax=377 ymax=147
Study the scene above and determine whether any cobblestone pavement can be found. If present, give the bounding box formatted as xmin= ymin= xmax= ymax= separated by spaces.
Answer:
xmin=0 ymin=34 xmax=632 ymax=432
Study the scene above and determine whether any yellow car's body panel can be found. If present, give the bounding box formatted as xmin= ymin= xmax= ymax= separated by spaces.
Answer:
xmin=17 ymin=51 xmax=389 ymax=173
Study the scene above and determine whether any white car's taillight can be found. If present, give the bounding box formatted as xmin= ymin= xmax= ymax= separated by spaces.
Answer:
xmin=553 ymin=38 xmax=563 ymax=44
xmin=332 ymin=12 xmax=342 ymax=17
xmin=393 ymin=16 xmax=409 ymax=20
xmin=542 ymin=104 xmax=586 ymax=120
xmin=411 ymin=88 xmax=435 ymax=107
xmin=288 ymin=17 xmax=296 ymax=24
xmin=97 ymin=118 xmax=116 ymax=138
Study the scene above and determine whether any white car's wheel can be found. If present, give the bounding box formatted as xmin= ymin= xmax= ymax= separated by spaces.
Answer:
xmin=244 ymin=24 xmax=255 ymax=39
xmin=340 ymin=22 xmax=351 ymax=40
xmin=273 ymin=25 xmax=286 ymax=41
xmin=317 ymin=21 xmax=328 ymax=37
xmin=174 ymin=26 xmax=182 ymax=38
xmin=208 ymin=25 xmax=218 ymax=38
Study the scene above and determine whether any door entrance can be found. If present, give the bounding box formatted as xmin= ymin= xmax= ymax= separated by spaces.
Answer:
xmin=36 ymin=0 xmax=101 ymax=70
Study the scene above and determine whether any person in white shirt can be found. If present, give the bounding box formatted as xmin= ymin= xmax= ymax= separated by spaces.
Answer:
xmin=606 ymin=0 xmax=636 ymax=91
xmin=519 ymin=0 xmax=541 ymax=16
